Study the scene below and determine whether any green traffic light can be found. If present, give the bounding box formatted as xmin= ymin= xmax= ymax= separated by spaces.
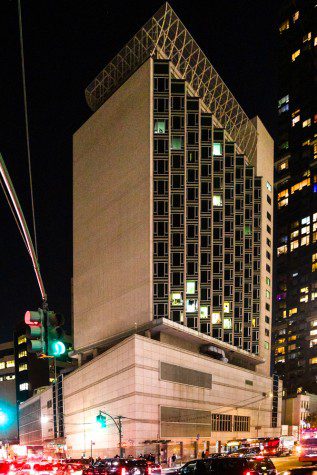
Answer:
xmin=96 ymin=413 xmax=107 ymax=428
xmin=52 ymin=341 xmax=66 ymax=356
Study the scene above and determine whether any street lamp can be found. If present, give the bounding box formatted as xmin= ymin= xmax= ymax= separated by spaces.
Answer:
xmin=256 ymin=393 xmax=273 ymax=438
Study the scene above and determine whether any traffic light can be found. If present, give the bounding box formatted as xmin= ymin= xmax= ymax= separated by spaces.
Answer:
xmin=25 ymin=309 xmax=46 ymax=353
xmin=96 ymin=412 xmax=107 ymax=428
xmin=25 ymin=308 xmax=66 ymax=357
xmin=47 ymin=312 xmax=66 ymax=357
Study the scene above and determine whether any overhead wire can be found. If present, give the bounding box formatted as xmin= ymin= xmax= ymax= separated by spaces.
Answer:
xmin=0 ymin=176 xmax=29 ymax=252
xmin=17 ymin=0 xmax=38 ymax=257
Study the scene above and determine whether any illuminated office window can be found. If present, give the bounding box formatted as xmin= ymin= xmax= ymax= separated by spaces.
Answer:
xmin=18 ymin=335 xmax=27 ymax=345
xmin=302 ymin=118 xmax=311 ymax=128
xmin=19 ymin=383 xmax=29 ymax=391
xmin=6 ymin=360 xmax=14 ymax=368
xmin=279 ymin=19 xmax=289 ymax=33
xmin=303 ymin=32 xmax=311 ymax=43
xmin=291 ymin=49 xmax=300 ymax=62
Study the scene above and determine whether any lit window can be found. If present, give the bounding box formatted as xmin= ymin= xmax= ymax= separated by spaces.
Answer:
xmin=288 ymin=344 xmax=296 ymax=351
xmin=310 ymin=339 xmax=317 ymax=348
xmin=277 ymin=160 xmax=289 ymax=172
xmin=18 ymin=351 xmax=27 ymax=358
xmin=213 ymin=143 xmax=222 ymax=156
xmin=292 ymin=11 xmax=299 ymax=22
xmin=276 ymin=347 xmax=285 ymax=355
xmin=186 ymin=299 xmax=198 ymax=313
xmin=245 ymin=225 xmax=252 ymax=236
xmin=171 ymin=292 xmax=183 ymax=306
xmin=278 ymin=95 xmax=289 ymax=108
xmin=302 ymin=216 xmax=311 ymax=225
xmin=200 ymin=306 xmax=209 ymax=319
xmin=278 ymin=103 xmax=289 ymax=115
xmin=223 ymin=302 xmax=230 ymax=314
xmin=289 ymin=335 xmax=296 ymax=341
xmin=303 ymin=32 xmax=311 ymax=43
xmin=277 ymin=245 xmax=287 ymax=256
xmin=289 ymin=308 xmax=297 ymax=316
xmin=154 ymin=119 xmax=167 ymax=134
xmin=291 ymin=49 xmax=300 ymax=62
xmin=312 ymin=253 xmax=317 ymax=272
xmin=315 ymin=37 xmax=317 ymax=47
xmin=280 ymin=141 xmax=289 ymax=150
xmin=290 ymin=240 xmax=299 ymax=252
xmin=19 ymin=364 xmax=28 ymax=372
xmin=301 ymin=226 xmax=310 ymax=235
xmin=302 ymin=118 xmax=311 ymax=128
xmin=291 ymin=178 xmax=310 ymax=194
xmin=212 ymin=195 xmax=222 ymax=207
xmin=0 ymin=362 xmax=5 ymax=369
xmin=277 ymin=188 xmax=289 ymax=208
xmin=6 ymin=360 xmax=14 ymax=368
xmin=171 ymin=136 xmax=183 ymax=150
xmin=292 ymin=114 xmax=300 ymax=125
xmin=279 ymin=19 xmax=289 ymax=33
xmin=266 ymin=290 xmax=271 ymax=298
xmin=223 ymin=317 xmax=232 ymax=330
xmin=310 ymin=357 xmax=317 ymax=365
xmin=186 ymin=281 xmax=196 ymax=295
xmin=301 ymin=295 xmax=309 ymax=303
xmin=291 ymin=230 xmax=299 ymax=239
xmin=5 ymin=375 xmax=15 ymax=380
xmin=18 ymin=335 xmax=27 ymax=345
xmin=278 ymin=338 xmax=286 ymax=344
xmin=266 ymin=277 xmax=271 ymax=286
xmin=276 ymin=356 xmax=285 ymax=363
xmin=312 ymin=292 xmax=317 ymax=301
xmin=266 ymin=181 xmax=272 ymax=192
xmin=19 ymin=383 xmax=29 ymax=391
xmin=301 ymin=236 xmax=310 ymax=246
xmin=212 ymin=313 xmax=221 ymax=324
xmin=311 ymin=321 xmax=317 ymax=328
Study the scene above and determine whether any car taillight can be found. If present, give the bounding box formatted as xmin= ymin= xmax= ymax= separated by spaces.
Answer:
xmin=120 ymin=469 xmax=126 ymax=475
xmin=148 ymin=467 xmax=152 ymax=475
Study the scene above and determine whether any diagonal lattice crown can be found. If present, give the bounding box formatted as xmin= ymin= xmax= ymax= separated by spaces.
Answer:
xmin=85 ymin=2 xmax=257 ymax=162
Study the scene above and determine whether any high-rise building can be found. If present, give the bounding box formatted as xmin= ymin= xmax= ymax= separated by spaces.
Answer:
xmin=274 ymin=0 xmax=317 ymax=394
xmin=0 ymin=341 xmax=18 ymax=443
xmin=66 ymin=4 xmax=282 ymax=456
xmin=74 ymin=3 xmax=273 ymax=376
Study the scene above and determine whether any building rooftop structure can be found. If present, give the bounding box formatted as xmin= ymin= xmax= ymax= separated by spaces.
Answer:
xmin=85 ymin=2 xmax=257 ymax=163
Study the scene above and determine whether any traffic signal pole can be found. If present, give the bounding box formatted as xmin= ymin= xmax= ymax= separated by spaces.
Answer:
xmin=98 ymin=411 xmax=124 ymax=457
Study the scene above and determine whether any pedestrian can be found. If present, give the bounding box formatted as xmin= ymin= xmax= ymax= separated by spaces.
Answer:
xmin=201 ymin=450 xmax=205 ymax=459
xmin=114 ymin=454 xmax=119 ymax=459
xmin=171 ymin=454 xmax=176 ymax=467
xmin=205 ymin=449 xmax=209 ymax=458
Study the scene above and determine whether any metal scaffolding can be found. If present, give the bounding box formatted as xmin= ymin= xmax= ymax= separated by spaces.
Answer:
xmin=85 ymin=2 xmax=257 ymax=162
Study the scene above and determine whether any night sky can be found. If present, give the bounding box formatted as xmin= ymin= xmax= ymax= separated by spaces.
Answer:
xmin=0 ymin=0 xmax=279 ymax=342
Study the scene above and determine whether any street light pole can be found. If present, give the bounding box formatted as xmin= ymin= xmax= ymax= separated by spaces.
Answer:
xmin=98 ymin=411 xmax=124 ymax=457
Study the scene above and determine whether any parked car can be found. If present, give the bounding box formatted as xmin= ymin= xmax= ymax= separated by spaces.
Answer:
xmin=178 ymin=456 xmax=276 ymax=474
xmin=83 ymin=458 xmax=153 ymax=475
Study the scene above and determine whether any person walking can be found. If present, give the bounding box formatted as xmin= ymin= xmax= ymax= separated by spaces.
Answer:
xmin=171 ymin=454 xmax=176 ymax=467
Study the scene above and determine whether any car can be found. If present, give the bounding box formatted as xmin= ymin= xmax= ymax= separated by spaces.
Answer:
xmin=83 ymin=458 xmax=152 ymax=475
xmin=178 ymin=456 xmax=276 ymax=474
xmin=229 ymin=448 xmax=262 ymax=457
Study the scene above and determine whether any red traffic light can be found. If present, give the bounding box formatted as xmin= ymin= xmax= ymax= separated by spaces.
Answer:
xmin=24 ymin=310 xmax=42 ymax=326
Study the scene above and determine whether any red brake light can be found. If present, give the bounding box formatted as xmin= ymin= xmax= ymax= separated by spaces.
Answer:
xmin=120 ymin=469 xmax=126 ymax=475
xmin=148 ymin=467 xmax=152 ymax=475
